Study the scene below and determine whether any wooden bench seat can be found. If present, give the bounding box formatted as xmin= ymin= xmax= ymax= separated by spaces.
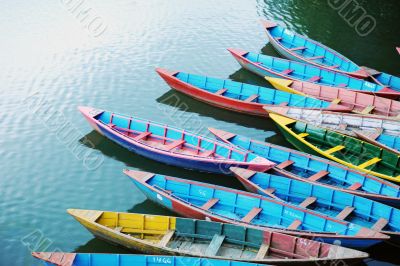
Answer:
xmin=133 ymin=131 xmax=152 ymax=141
xmin=205 ymin=234 xmax=225 ymax=256
xmin=336 ymin=206 xmax=354 ymax=220
xmin=308 ymin=76 xmax=322 ymax=82
xmin=164 ymin=140 xmax=186 ymax=151
xmin=255 ymin=243 xmax=270 ymax=259
xmin=287 ymin=219 xmax=302 ymax=230
xmin=201 ymin=150 xmax=215 ymax=157
xmin=289 ymin=46 xmax=306 ymax=51
xmin=158 ymin=230 xmax=175 ymax=247
xmin=215 ymin=88 xmax=227 ymax=96
xmin=371 ymin=218 xmax=388 ymax=231
xmin=282 ymin=69 xmax=294 ymax=75
xmin=360 ymin=105 xmax=375 ymax=115
xmin=276 ymin=160 xmax=294 ymax=170
xmin=331 ymin=98 xmax=342 ymax=104
xmin=347 ymin=182 xmax=362 ymax=191
xmin=241 ymin=207 xmax=262 ymax=223
xmin=244 ymin=94 xmax=259 ymax=102
xmin=298 ymin=133 xmax=309 ymax=138
xmin=308 ymin=170 xmax=330 ymax=182
xmin=299 ymin=197 xmax=317 ymax=208
xmin=358 ymin=157 xmax=381 ymax=169
xmin=337 ymin=83 xmax=347 ymax=87
xmin=325 ymin=145 xmax=345 ymax=155
xmin=201 ymin=198 xmax=219 ymax=211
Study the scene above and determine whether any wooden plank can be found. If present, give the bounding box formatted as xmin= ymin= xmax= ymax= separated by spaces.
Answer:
xmin=348 ymin=182 xmax=362 ymax=191
xmin=279 ymin=102 xmax=288 ymax=106
xmin=201 ymin=150 xmax=214 ymax=157
xmin=282 ymin=69 xmax=294 ymax=75
xmin=325 ymin=145 xmax=345 ymax=154
xmin=360 ymin=105 xmax=375 ymax=114
xmin=215 ymin=88 xmax=227 ymax=96
xmin=133 ymin=131 xmax=151 ymax=141
xmin=114 ymin=227 xmax=123 ymax=232
xmin=298 ymin=133 xmax=309 ymax=138
xmin=276 ymin=160 xmax=294 ymax=169
xmin=287 ymin=219 xmax=302 ymax=230
xmin=371 ymin=218 xmax=388 ymax=231
xmin=255 ymin=243 xmax=270 ymax=259
xmin=308 ymin=170 xmax=329 ymax=182
xmin=299 ymin=197 xmax=317 ymax=208
xmin=338 ymin=123 xmax=347 ymax=130
xmin=336 ymin=206 xmax=354 ymax=220
xmin=263 ymin=188 xmax=276 ymax=194
xmin=158 ymin=230 xmax=175 ymax=247
xmin=337 ymin=83 xmax=347 ymax=87
xmin=205 ymin=234 xmax=225 ymax=257
xmin=289 ymin=46 xmax=306 ymax=51
xmin=308 ymin=76 xmax=322 ymax=82
xmin=358 ymin=157 xmax=381 ymax=169
xmin=164 ymin=140 xmax=186 ymax=151
xmin=330 ymin=65 xmax=340 ymax=69
xmin=244 ymin=94 xmax=259 ymax=103
xmin=241 ymin=207 xmax=262 ymax=223
xmin=331 ymin=98 xmax=341 ymax=104
xmin=201 ymin=198 xmax=219 ymax=211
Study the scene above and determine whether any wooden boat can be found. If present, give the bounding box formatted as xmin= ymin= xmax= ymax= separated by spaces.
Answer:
xmin=264 ymin=106 xmax=400 ymax=155
xmin=228 ymin=48 xmax=400 ymax=99
xmin=261 ymin=20 xmax=400 ymax=92
xmin=265 ymin=77 xmax=400 ymax=118
xmin=267 ymin=112 xmax=400 ymax=182
xmin=78 ymin=106 xmax=274 ymax=174
xmin=32 ymin=252 xmax=269 ymax=266
xmin=125 ymin=169 xmax=389 ymax=248
xmin=231 ymin=167 xmax=400 ymax=240
xmin=156 ymin=68 xmax=350 ymax=116
xmin=209 ymin=127 xmax=400 ymax=206
xmin=67 ymin=209 xmax=368 ymax=264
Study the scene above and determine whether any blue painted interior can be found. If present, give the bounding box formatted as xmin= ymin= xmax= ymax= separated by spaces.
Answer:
xmin=268 ymin=24 xmax=360 ymax=73
xmin=246 ymin=171 xmax=400 ymax=233
xmin=174 ymin=72 xmax=331 ymax=108
xmin=376 ymin=72 xmax=400 ymax=92
xmin=377 ymin=134 xmax=400 ymax=152
xmin=242 ymin=51 xmax=385 ymax=93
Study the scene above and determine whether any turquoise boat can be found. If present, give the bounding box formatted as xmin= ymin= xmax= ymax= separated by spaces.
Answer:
xmin=230 ymin=167 xmax=400 ymax=241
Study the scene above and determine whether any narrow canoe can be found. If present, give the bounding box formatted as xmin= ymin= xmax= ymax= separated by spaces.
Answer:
xmin=78 ymin=106 xmax=274 ymax=174
xmin=228 ymin=48 xmax=400 ymax=99
xmin=209 ymin=127 xmax=400 ymax=206
xmin=264 ymin=106 xmax=400 ymax=155
xmin=265 ymin=77 xmax=400 ymax=118
xmin=260 ymin=20 xmax=368 ymax=78
xmin=231 ymin=167 xmax=400 ymax=240
xmin=261 ymin=20 xmax=400 ymax=92
xmin=156 ymin=68 xmax=349 ymax=116
xmin=125 ymin=169 xmax=389 ymax=248
xmin=32 ymin=252 xmax=269 ymax=266
xmin=268 ymin=113 xmax=400 ymax=182
xmin=67 ymin=209 xmax=368 ymax=264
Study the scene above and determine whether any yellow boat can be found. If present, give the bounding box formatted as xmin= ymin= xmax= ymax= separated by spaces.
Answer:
xmin=268 ymin=112 xmax=400 ymax=182
xmin=67 ymin=209 xmax=369 ymax=264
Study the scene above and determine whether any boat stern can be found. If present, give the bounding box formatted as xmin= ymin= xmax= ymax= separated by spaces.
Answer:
xmin=264 ymin=77 xmax=301 ymax=95
xmin=32 ymin=252 xmax=76 ymax=266
xmin=123 ymin=169 xmax=155 ymax=183
xmin=155 ymin=67 xmax=179 ymax=80
xmin=208 ymin=127 xmax=236 ymax=143
xmin=227 ymin=48 xmax=249 ymax=59
xmin=259 ymin=19 xmax=278 ymax=30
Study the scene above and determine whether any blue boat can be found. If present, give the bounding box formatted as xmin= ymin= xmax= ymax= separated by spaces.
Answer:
xmin=209 ymin=128 xmax=400 ymax=207
xmin=156 ymin=68 xmax=349 ymax=116
xmin=125 ymin=169 xmax=389 ymax=248
xmin=78 ymin=106 xmax=274 ymax=174
xmin=228 ymin=48 xmax=400 ymax=98
xmin=230 ymin=167 xmax=400 ymax=241
xmin=32 ymin=252 xmax=270 ymax=266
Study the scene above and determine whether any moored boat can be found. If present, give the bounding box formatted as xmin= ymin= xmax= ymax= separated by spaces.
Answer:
xmin=264 ymin=106 xmax=400 ymax=155
xmin=209 ymin=127 xmax=400 ymax=206
xmin=32 ymin=252 xmax=270 ymax=266
xmin=78 ymin=106 xmax=274 ymax=174
xmin=230 ymin=167 xmax=400 ymax=240
xmin=267 ymin=113 xmax=400 ymax=182
xmin=228 ymin=48 xmax=400 ymax=99
xmin=265 ymin=77 xmax=400 ymax=118
xmin=156 ymin=68 xmax=349 ymax=116
xmin=67 ymin=209 xmax=369 ymax=264
xmin=261 ymin=19 xmax=400 ymax=92
xmin=125 ymin=169 xmax=389 ymax=248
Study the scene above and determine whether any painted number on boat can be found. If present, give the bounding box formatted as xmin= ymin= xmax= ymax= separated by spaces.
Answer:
xmin=151 ymin=256 xmax=172 ymax=264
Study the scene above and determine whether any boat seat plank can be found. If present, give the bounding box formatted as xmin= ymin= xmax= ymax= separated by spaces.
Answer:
xmin=244 ymin=94 xmax=259 ymax=102
xmin=108 ymin=123 xmax=115 ymax=128
xmin=241 ymin=207 xmax=262 ymax=223
xmin=358 ymin=157 xmax=381 ymax=169
xmin=164 ymin=140 xmax=186 ymax=151
xmin=298 ymin=133 xmax=309 ymax=138
xmin=215 ymin=88 xmax=227 ymax=96
xmin=205 ymin=234 xmax=226 ymax=257
xmin=133 ymin=132 xmax=152 ymax=141
xmin=348 ymin=182 xmax=362 ymax=191
xmin=114 ymin=227 xmax=123 ymax=232
xmin=201 ymin=150 xmax=214 ymax=157
xmin=201 ymin=198 xmax=219 ymax=211
xmin=331 ymin=65 xmax=340 ymax=69
xmin=87 ymin=211 xmax=103 ymax=222
xmin=282 ymin=69 xmax=294 ymax=75
xmin=309 ymin=76 xmax=322 ymax=82
xmin=255 ymin=243 xmax=270 ymax=259
xmin=336 ymin=206 xmax=355 ymax=220
xmin=338 ymin=124 xmax=347 ymax=130
xmin=289 ymin=46 xmax=306 ymax=51
xmin=276 ymin=160 xmax=294 ymax=169
xmin=325 ymin=145 xmax=345 ymax=154
xmin=287 ymin=219 xmax=302 ymax=230
xmin=371 ymin=218 xmax=388 ymax=231
xmin=308 ymin=55 xmax=325 ymax=60
xmin=279 ymin=102 xmax=288 ymax=106
xmin=299 ymin=197 xmax=317 ymax=208
xmin=337 ymin=83 xmax=347 ymax=87
xmin=360 ymin=105 xmax=375 ymax=114
xmin=308 ymin=170 xmax=330 ymax=181
xmin=158 ymin=230 xmax=175 ymax=247
xmin=331 ymin=98 xmax=342 ymax=104
xmin=263 ymin=188 xmax=276 ymax=194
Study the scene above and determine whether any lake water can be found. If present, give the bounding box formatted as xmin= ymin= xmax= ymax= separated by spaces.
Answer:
xmin=1 ymin=0 xmax=399 ymax=265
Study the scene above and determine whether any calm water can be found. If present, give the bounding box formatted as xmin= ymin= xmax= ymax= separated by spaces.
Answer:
xmin=1 ymin=0 xmax=400 ymax=265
